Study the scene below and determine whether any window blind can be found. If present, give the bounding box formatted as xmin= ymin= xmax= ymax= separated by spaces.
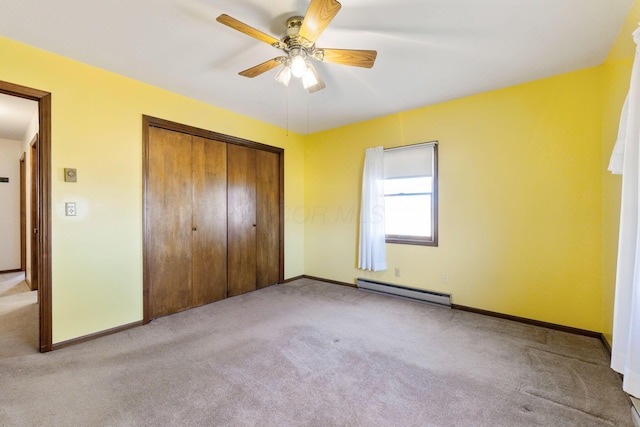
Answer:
xmin=383 ymin=142 xmax=436 ymax=178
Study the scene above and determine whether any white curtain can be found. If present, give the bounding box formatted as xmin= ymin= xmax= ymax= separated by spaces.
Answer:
xmin=358 ymin=146 xmax=387 ymax=271
xmin=609 ymin=26 xmax=640 ymax=399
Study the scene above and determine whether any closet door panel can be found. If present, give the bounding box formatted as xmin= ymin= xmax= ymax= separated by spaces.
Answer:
xmin=227 ymin=144 xmax=257 ymax=297
xmin=256 ymin=150 xmax=280 ymax=289
xmin=148 ymin=127 xmax=193 ymax=319
xmin=192 ymin=136 xmax=228 ymax=306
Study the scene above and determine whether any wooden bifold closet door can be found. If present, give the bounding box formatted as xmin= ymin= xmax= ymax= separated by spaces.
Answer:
xmin=191 ymin=136 xmax=228 ymax=306
xmin=227 ymin=145 xmax=280 ymax=297
xmin=144 ymin=118 xmax=283 ymax=322
xmin=254 ymin=149 xmax=280 ymax=289
xmin=147 ymin=127 xmax=227 ymax=320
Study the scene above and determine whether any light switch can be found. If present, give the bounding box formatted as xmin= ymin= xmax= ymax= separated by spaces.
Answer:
xmin=65 ymin=202 xmax=76 ymax=216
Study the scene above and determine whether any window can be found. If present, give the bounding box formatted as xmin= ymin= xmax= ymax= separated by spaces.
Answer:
xmin=383 ymin=142 xmax=438 ymax=246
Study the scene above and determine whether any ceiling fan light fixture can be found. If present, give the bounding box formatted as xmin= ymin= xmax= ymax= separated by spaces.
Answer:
xmin=302 ymin=66 xmax=318 ymax=89
xmin=274 ymin=65 xmax=292 ymax=86
xmin=304 ymin=63 xmax=326 ymax=93
xmin=289 ymin=49 xmax=308 ymax=78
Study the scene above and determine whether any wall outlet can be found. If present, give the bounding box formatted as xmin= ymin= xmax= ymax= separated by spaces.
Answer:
xmin=442 ymin=273 xmax=449 ymax=284
xmin=65 ymin=202 xmax=76 ymax=216
xmin=395 ymin=268 xmax=400 ymax=277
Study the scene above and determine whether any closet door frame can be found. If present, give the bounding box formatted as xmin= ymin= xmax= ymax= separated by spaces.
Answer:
xmin=142 ymin=116 xmax=284 ymax=324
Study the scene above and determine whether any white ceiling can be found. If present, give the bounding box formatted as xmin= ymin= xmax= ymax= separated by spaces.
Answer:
xmin=0 ymin=93 xmax=37 ymax=141
xmin=0 ymin=0 xmax=633 ymax=135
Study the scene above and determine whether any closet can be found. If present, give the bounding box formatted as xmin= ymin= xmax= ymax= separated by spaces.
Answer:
xmin=143 ymin=117 xmax=283 ymax=322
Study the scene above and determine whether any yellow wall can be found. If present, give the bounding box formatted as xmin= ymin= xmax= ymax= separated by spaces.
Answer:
xmin=0 ymin=36 xmax=306 ymax=343
xmin=600 ymin=0 xmax=640 ymax=344
xmin=304 ymin=0 xmax=640 ymax=336
xmin=305 ymin=67 xmax=605 ymax=331
xmin=1 ymin=1 xmax=638 ymax=344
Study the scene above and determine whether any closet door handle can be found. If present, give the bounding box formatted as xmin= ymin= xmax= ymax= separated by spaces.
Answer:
xmin=252 ymin=224 xmax=256 ymax=227
xmin=192 ymin=227 xmax=197 ymax=231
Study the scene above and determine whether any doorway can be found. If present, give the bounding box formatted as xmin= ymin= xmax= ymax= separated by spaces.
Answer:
xmin=0 ymin=80 xmax=52 ymax=352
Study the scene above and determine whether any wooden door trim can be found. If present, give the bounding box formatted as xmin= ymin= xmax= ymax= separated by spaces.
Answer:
xmin=142 ymin=115 xmax=285 ymax=323
xmin=142 ymin=118 xmax=150 ymax=323
xmin=29 ymin=135 xmax=38 ymax=292
xmin=279 ymin=150 xmax=285 ymax=283
xmin=143 ymin=116 xmax=284 ymax=154
xmin=0 ymin=80 xmax=52 ymax=353
xmin=20 ymin=152 xmax=26 ymax=272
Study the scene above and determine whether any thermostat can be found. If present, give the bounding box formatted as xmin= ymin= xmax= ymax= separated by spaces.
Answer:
xmin=64 ymin=168 xmax=77 ymax=182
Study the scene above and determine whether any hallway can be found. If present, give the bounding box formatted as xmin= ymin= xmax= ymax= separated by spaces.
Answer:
xmin=0 ymin=272 xmax=37 ymax=357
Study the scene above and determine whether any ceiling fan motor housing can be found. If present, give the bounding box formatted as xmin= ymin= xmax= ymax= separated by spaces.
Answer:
xmin=286 ymin=16 xmax=303 ymax=35
xmin=284 ymin=16 xmax=314 ymax=52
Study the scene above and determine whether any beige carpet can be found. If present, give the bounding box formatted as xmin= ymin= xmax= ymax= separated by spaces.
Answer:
xmin=0 ymin=272 xmax=38 ymax=359
xmin=0 ymin=277 xmax=633 ymax=426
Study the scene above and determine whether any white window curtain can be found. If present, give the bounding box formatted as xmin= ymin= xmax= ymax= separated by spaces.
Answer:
xmin=609 ymin=26 xmax=640 ymax=399
xmin=358 ymin=146 xmax=387 ymax=271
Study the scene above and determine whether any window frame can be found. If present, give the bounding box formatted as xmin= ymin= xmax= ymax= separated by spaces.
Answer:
xmin=384 ymin=143 xmax=438 ymax=247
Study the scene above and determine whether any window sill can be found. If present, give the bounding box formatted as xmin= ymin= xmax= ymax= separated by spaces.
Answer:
xmin=386 ymin=237 xmax=438 ymax=247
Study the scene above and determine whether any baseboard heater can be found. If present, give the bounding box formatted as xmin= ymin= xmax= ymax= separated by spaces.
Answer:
xmin=356 ymin=278 xmax=451 ymax=308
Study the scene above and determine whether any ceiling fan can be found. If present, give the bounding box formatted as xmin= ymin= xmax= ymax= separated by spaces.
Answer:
xmin=216 ymin=0 xmax=377 ymax=93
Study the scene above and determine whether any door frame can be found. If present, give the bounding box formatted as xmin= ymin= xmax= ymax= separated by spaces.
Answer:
xmin=19 ymin=152 xmax=26 ymax=272
xmin=0 ymin=80 xmax=52 ymax=353
xmin=29 ymin=134 xmax=39 ymax=291
xmin=142 ymin=115 xmax=285 ymax=324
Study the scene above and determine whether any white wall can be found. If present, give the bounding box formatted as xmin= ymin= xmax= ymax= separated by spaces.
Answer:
xmin=0 ymin=138 xmax=23 ymax=270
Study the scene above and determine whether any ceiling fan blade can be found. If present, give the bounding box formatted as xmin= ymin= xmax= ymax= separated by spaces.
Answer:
xmin=299 ymin=0 xmax=342 ymax=43
xmin=318 ymin=48 xmax=377 ymax=68
xmin=239 ymin=57 xmax=286 ymax=78
xmin=306 ymin=63 xmax=326 ymax=93
xmin=217 ymin=14 xmax=280 ymax=47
